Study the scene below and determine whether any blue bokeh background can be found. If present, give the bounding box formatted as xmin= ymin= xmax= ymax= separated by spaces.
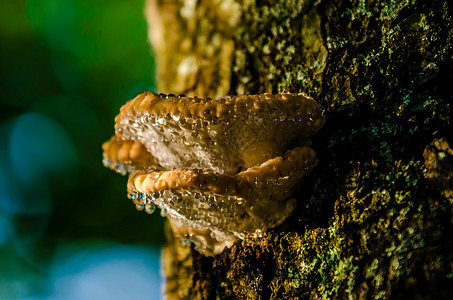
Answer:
xmin=0 ymin=1 xmax=164 ymax=298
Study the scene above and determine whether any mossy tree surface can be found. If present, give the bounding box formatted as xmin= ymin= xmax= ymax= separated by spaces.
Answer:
xmin=147 ymin=0 xmax=452 ymax=299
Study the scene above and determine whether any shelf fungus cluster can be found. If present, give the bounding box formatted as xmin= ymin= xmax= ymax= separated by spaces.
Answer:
xmin=102 ymin=91 xmax=325 ymax=255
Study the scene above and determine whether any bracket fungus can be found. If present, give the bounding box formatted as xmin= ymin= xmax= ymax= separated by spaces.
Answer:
xmin=102 ymin=91 xmax=325 ymax=255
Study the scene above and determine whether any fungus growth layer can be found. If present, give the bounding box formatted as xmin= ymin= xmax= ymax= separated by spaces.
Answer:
xmin=102 ymin=91 xmax=325 ymax=255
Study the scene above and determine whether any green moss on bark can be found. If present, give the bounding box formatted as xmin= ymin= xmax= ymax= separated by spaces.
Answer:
xmin=233 ymin=0 xmax=327 ymax=95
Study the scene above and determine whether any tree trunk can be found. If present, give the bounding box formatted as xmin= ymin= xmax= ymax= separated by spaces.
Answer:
xmin=145 ymin=0 xmax=452 ymax=298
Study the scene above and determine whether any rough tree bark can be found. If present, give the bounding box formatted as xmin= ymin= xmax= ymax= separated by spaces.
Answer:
xmin=145 ymin=0 xmax=452 ymax=299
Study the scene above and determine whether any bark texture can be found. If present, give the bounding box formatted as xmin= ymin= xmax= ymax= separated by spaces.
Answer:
xmin=146 ymin=0 xmax=452 ymax=298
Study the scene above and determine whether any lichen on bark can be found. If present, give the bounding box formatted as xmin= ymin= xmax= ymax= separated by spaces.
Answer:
xmin=146 ymin=0 xmax=452 ymax=299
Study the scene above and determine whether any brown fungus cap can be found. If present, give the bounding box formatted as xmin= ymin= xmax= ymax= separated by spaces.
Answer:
xmin=111 ymin=91 xmax=325 ymax=175
xmin=102 ymin=91 xmax=325 ymax=255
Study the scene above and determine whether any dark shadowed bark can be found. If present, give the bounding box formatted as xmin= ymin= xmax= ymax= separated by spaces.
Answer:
xmin=146 ymin=0 xmax=452 ymax=298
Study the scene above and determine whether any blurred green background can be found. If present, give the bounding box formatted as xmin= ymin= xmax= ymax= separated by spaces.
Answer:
xmin=0 ymin=0 xmax=164 ymax=298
